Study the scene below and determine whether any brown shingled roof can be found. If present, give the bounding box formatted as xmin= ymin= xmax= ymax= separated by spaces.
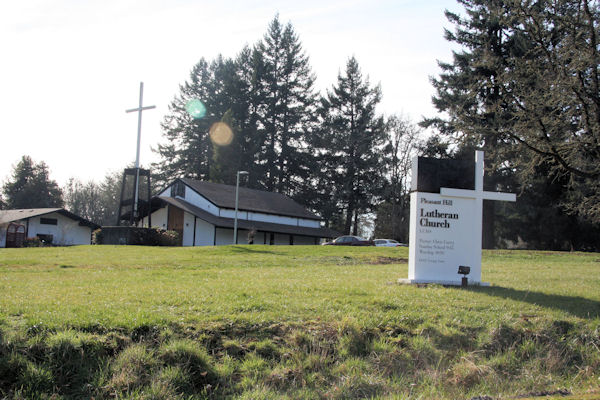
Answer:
xmin=180 ymin=178 xmax=321 ymax=220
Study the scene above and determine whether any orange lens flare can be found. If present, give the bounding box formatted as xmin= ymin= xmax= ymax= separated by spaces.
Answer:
xmin=209 ymin=122 xmax=234 ymax=146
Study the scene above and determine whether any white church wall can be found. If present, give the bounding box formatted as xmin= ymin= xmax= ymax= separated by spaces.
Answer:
xmin=193 ymin=218 xmax=214 ymax=246
xmin=247 ymin=211 xmax=297 ymax=226
xmin=182 ymin=212 xmax=195 ymax=247
xmin=0 ymin=226 xmax=6 ymax=247
xmin=298 ymin=219 xmax=320 ymax=228
xmin=184 ymin=187 xmax=220 ymax=216
xmin=143 ymin=207 xmax=168 ymax=229
xmin=193 ymin=225 xmax=319 ymax=246
xmin=220 ymin=209 xmax=249 ymax=220
xmin=237 ymin=229 xmax=256 ymax=245
xmin=27 ymin=212 xmax=91 ymax=245
xmin=225 ymin=209 xmax=310 ymax=228
xmin=215 ymin=227 xmax=232 ymax=246
xmin=251 ymin=231 xmax=266 ymax=245
xmin=273 ymin=234 xmax=290 ymax=245
xmin=214 ymin=227 xmax=256 ymax=245
xmin=233 ymin=229 xmax=249 ymax=245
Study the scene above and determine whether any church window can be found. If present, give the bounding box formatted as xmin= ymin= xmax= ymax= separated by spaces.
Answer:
xmin=171 ymin=182 xmax=185 ymax=198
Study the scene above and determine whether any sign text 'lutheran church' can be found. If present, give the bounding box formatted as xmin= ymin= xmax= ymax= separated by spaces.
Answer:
xmin=401 ymin=151 xmax=516 ymax=286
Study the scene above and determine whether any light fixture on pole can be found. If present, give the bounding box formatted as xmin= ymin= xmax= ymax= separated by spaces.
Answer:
xmin=233 ymin=171 xmax=249 ymax=244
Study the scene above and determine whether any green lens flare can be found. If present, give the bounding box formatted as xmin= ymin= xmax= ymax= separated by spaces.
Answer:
xmin=185 ymin=99 xmax=207 ymax=119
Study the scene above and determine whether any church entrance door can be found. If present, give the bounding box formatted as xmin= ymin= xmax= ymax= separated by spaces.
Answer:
xmin=167 ymin=206 xmax=184 ymax=246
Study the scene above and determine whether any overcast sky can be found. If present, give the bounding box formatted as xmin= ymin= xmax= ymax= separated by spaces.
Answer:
xmin=1 ymin=0 xmax=462 ymax=186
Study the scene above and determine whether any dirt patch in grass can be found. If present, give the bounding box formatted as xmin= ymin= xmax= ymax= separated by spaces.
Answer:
xmin=513 ymin=388 xmax=571 ymax=398
xmin=314 ymin=256 xmax=360 ymax=265
xmin=313 ymin=255 xmax=407 ymax=265
xmin=368 ymin=256 xmax=408 ymax=264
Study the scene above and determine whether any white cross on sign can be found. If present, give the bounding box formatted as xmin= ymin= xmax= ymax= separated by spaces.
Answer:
xmin=403 ymin=150 xmax=516 ymax=286
xmin=125 ymin=82 xmax=155 ymax=220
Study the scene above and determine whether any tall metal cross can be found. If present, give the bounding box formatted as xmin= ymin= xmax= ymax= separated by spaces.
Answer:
xmin=126 ymin=82 xmax=155 ymax=221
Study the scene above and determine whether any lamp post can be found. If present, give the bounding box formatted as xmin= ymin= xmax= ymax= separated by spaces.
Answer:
xmin=233 ymin=171 xmax=249 ymax=244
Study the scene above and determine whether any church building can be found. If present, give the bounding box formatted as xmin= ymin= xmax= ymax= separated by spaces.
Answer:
xmin=142 ymin=178 xmax=338 ymax=246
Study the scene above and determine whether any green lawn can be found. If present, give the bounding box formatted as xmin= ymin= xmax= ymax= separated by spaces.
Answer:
xmin=0 ymin=245 xmax=599 ymax=399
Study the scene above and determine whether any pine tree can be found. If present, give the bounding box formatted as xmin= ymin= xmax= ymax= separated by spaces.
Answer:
xmin=316 ymin=57 xmax=386 ymax=235
xmin=154 ymin=59 xmax=217 ymax=184
xmin=224 ymin=46 xmax=266 ymax=188
xmin=153 ymin=49 xmax=264 ymax=188
xmin=3 ymin=156 xmax=63 ymax=209
xmin=210 ymin=110 xmax=242 ymax=184
xmin=425 ymin=0 xmax=600 ymax=223
xmin=155 ymin=16 xmax=318 ymax=196
xmin=256 ymin=15 xmax=317 ymax=195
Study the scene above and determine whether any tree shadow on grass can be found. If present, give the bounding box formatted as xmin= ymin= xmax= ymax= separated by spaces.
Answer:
xmin=459 ymin=285 xmax=600 ymax=319
xmin=229 ymin=246 xmax=285 ymax=255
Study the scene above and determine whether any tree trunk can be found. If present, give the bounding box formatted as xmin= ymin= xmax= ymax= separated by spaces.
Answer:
xmin=344 ymin=200 xmax=354 ymax=235
xmin=352 ymin=207 xmax=359 ymax=236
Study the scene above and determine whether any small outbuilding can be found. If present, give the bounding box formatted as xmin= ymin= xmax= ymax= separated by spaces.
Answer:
xmin=0 ymin=208 xmax=99 ymax=247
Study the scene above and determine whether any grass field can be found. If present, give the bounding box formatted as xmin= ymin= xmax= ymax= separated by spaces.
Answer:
xmin=0 ymin=245 xmax=599 ymax=399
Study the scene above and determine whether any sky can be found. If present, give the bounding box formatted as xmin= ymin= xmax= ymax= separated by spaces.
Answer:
xmin=1 ymin=0 xmax=463 ymax=187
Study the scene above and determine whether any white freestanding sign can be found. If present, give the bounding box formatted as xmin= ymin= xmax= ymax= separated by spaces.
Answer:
xmin=403 ymin=151 xmax=516 ymax=285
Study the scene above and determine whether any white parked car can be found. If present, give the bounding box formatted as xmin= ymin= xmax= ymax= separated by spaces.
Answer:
xmin=374 ymin=239 xmax=406 ymax=247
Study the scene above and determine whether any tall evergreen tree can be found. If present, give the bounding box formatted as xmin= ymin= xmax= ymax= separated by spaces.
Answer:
xmin=3 ymin=156 xmax=63 ymax=209
xmin=154 ymin=59 xmax=217 ymax=184
xmin=424 ymin=0 xmax=600 ymax=223
xmin=154 ymin=16 xmax=317 ymax=197
xmin=316 ymin=57 xmax=386 ymax=235
xmin=224 ymin=46 xmax=266 ymax=188
xmin=210 ymin=110 xmax=242 ymax=184
xmin=256 ymin=15 xmax=317 ymax=195
xmin=155 ymin=53 xmax=266 ymax=187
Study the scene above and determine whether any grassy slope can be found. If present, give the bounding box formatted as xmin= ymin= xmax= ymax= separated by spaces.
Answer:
xmin=0 ymin=245 xmax=599 ymax=399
